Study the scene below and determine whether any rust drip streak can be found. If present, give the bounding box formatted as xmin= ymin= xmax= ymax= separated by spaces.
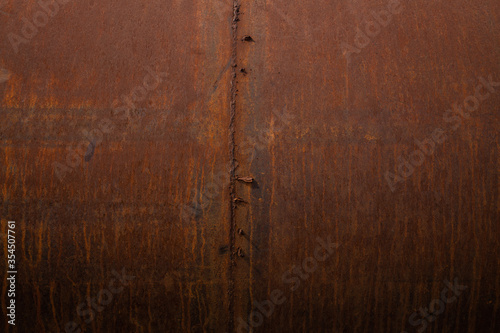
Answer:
xmin=228 ymin=1 xmax=240 ymax=333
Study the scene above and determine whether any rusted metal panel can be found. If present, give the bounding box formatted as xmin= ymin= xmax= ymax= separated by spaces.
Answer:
xmin=232 ymin=0 xmax=499 ymax=332
xmin=1 ymin=0 xmax=233 ymax=332
xmin=1 ymin=0 xmax=499 ymax=332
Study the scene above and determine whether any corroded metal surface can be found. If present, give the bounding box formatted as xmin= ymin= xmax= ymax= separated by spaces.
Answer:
xmin=1 ymin=0 xmax=233 ymax=332
xmin=232 ymin=0 xmax=499 ymax=332
xmin=1 ymin=0 xmax=499 ymax=332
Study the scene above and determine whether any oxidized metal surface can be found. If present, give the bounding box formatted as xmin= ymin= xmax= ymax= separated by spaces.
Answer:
xmin=1 ymin=0 xmax=499 ymax=332
xmin=1 ymin=0 xmax=233 ymax=332
xmin=232 ymin=0 xmax=499 ymax=332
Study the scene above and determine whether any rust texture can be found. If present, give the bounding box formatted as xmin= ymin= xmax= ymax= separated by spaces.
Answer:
xmin=228 ymin=2 xmax=241 ymax=332
xmin=232 ymin=0 xmax=499 ymax=332
xmin=1 ymin=0 xmax=234 ymax=332
xmin=0 ymin=0 xmax=499 ymax=332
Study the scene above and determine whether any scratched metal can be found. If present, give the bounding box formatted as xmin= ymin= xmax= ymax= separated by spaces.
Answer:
xmin=232 ymin=0 xmax=499 ymax=332
xmin=0 ymin=0 xmax=233 ymax=332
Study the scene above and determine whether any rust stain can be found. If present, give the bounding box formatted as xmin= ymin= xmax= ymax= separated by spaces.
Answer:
xmin=0 ymin=0 xmax=499 ymax=332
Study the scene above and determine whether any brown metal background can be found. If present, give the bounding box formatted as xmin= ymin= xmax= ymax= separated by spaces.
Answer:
xmin=1 ymin=0 xmax=234 ymax=332
xmin=233 ymin=0 xmax=499 ymax=332
xmin=1 ymin=0 xmax=499 ymax=332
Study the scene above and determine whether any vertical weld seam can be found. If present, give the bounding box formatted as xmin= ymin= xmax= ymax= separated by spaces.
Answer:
xmin=228 ymin=1 xmax=240 ymax=333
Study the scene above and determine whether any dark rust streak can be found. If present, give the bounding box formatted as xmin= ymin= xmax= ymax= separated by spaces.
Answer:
xmin=228 ymin=1 xmax=240 ymax=333
xmin=83 ymin=140 xmax=95 ymax=162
